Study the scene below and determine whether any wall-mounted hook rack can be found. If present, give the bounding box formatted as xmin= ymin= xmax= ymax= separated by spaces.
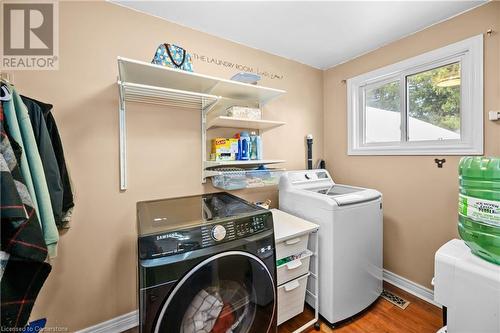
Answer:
xmin=0 ymin=72 xmax=13 ymax=84
xmin=434 ymin=158 xmax=446 ymax=168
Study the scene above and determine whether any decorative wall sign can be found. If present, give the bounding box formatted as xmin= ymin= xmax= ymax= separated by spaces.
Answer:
xmin=192 ymin=52 xmax=284 ymax=80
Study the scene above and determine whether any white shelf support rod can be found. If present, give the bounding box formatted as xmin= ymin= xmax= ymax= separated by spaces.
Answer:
xmin=201 ymin=97 xmax=221 ymax=183
xmin=118 ymin=83 xmax=127 ymax=191
xmin=201 ymin=107 xmax=207 ymax=183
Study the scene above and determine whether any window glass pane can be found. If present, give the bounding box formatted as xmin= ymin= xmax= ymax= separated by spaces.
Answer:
xmin=407 ymin=62 xmax=461 ymax=141
xmin=365 ymin=81 xmax=401 ymax=143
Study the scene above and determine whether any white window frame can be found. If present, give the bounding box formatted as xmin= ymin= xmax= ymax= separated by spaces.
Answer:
xmin=347 ymin=34 xmax=483 ymax=155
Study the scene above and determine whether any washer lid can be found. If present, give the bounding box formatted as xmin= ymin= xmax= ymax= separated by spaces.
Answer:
xmin=309 ymin=185 xmax=381 ymax=206
xmin=137 ymin=192 xmax=265 ymax=236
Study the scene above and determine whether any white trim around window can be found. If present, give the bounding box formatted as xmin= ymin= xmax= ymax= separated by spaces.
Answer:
xmin=347 ymin=34 xmax=483 ymax=155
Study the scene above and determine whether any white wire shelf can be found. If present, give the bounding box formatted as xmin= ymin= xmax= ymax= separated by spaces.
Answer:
xmin=207 ymin=116 xmax=286 ymax=130
xmin=204 ymin=159 xmax=285 ymax=169
xmin=119 ymin=82 xmax=219 ymax=110
xmin=116 ymin=56 xmax=286 ymax=190
xmin=208 ymin=168 xmax=285 ymax=190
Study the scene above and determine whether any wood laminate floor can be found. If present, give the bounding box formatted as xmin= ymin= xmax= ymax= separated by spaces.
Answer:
xmin=278 ymin=282 xmax=442 ymax=333
xmin=125 ymin=282 xmax=442 ymax=333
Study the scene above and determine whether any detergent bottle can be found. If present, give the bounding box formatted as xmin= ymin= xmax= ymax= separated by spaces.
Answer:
xmin=234 ymin=133 xmax=242 ymax=160
xmin=239 ymin=131 xmax=251 ymax=160
xmin=255 ymin=135 xmax=263 ymax=160
xmin=250 ymin=131 xmax=258 ymax=160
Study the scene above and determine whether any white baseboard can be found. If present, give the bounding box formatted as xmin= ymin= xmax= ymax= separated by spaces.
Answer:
xmin=76 ymin=270 xmax=439 ymax=332
xmin=383 ymin=269 xmax=440 ymax=307
xmin=75 ymin=310 xmax=138 ymax=333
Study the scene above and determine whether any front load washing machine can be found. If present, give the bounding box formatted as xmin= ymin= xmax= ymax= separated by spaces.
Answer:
xmin=279 ymin=170 xmax=383 ymax=325
xmin=137 ymin=192 xmax=277 ymax=333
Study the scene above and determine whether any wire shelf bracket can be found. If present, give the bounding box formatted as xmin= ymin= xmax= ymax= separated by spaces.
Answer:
xmin=117 ymin=81 xmax=220 ymax=191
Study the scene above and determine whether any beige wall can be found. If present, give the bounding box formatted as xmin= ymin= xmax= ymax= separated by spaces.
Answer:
xmin=323 ymin=1 xmax=500 ymax=289
xmin=8 ymin=1 xmax=500 ymax=330
xmin=10 ymin=2 xmax=323 ymax=331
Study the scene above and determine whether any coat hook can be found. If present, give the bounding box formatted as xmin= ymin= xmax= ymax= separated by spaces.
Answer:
xmin=434 ymin=158 xmax=446 ymax=168
xmin=0 ymin=72 xmax=13 ymax=84
xmin=341 ymin=79 xmax=346 ymax=84
xmin=486 ymin=29 xmax=493 ymax=36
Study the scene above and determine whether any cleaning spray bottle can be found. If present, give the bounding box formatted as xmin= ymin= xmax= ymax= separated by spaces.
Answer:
xmin=256 ymin=134 xmax=263 ymax=160
xmin=250 ymin=131 xmax=258 ymax=160
xmin=239 ymin=131 xmax=251 ymax=160
xmin=234 ymin=132 xmax=242 ymax=160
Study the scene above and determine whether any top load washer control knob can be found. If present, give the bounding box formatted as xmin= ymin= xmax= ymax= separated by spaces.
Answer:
xmin=211 ymin=225 xmax=226 ymax=242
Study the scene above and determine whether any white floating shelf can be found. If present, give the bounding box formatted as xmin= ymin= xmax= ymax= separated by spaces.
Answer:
xmin=118 ymin=57 xmax=285 ymax=105
xmin=204 ymin=159 xmax=285 ymax=169
xmin=207 ymin=116 xmax=286 ymax=130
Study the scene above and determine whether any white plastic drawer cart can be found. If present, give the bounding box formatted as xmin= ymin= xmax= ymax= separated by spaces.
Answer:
xmin=272 ymin=209 xmax=320 ymax=332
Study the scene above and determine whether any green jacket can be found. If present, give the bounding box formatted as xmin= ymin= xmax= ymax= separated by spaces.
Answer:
xmin=2 ymin=85 xmax=40 ymax=223
xmin=4 ymin=85 xmax=59 ymax=258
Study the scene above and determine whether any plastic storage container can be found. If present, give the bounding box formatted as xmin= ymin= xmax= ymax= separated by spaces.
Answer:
xmin=211 ymin=169 xmax=283 ymax=190
xmin=277 ymin=273 xmax=310 ymax=325
xmin=275 ymin=234 xmax=309 ymax=261
xmin=458 ymin=156 xmax=500 ymax=264
xmin=226 ymin=106 xmax=262 ymax=120
xmin=276 ymin=250 xmax=312 ymax=285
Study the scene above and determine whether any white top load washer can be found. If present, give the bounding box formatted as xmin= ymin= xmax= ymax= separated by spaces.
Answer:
xmin=279 ymin=169 xmax=383 ymax=325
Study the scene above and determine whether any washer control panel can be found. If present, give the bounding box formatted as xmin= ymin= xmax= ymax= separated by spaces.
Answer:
xmin=200 ymin=213 xmax=270 ymax=247
xmin=235 ymin=215 xmax=267 ymax=236
xmin=140 ymin=212 xmax=272 ymax=259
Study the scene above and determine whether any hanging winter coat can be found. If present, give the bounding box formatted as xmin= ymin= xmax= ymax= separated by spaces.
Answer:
xmin=1 ymin=104 xmax=51 ymax=330
xmin=21 ymin=96 xmax=74 ymax=228
xmin=2 ymin=84 xmax=58 ymax=258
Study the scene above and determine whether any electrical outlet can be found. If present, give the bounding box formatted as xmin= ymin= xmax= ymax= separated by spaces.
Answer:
xmin=489 ymin=110 xmax=500 ymax=121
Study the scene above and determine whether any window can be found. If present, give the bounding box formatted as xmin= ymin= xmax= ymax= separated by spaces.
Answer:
xmin=347 ymin=35 xmax=483 ymax=155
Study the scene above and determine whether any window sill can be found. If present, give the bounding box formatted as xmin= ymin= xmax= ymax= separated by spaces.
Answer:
xmin=348 ymin=145 xmax=483 ymax=156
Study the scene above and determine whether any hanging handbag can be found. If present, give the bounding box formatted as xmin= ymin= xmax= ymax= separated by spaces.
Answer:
xmin=151 ymin=43 xmax=194 ymax=72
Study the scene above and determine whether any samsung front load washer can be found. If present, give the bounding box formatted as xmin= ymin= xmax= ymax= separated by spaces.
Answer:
xmin=279 ymin=170 xmax=383 ymax=325
xmin=137 ymin=192 xmax=277 ymax=333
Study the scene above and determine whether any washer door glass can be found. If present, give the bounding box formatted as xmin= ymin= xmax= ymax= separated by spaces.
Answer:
xmin=154 ymin=251 xmax=276 ymax=333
